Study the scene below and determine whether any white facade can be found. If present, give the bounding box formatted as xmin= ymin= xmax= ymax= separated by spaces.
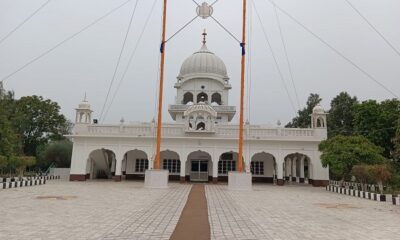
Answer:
xmin=68 ymin=41 xmax=329 ymax=186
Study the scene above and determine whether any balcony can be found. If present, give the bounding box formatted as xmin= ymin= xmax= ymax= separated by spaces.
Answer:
xmin=71 ymin=122 xmax=323 ymax=141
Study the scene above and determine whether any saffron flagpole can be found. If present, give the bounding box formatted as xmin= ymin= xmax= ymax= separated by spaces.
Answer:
xmin=238 ymin=0 xmax=247 ymax=172
xmin=154 ymin=0 xmax=168 ymax=170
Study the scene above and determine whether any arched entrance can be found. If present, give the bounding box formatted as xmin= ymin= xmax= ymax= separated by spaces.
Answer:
xmin=125 ymin=149 xmax=148 ymax=180
xmin=160 ymin=150 xmax=181 ymax=181
xmin=87 ymin=148 xmax=116 ymax=180
xmin=218 ymin=151 xmax=240 ymax=182
xmin=251 ymin=152 xmax=276 ymax=183
xmin=187 ymin=151 xmax=212 ymax=182
xmin=284 ymin=153 xmax=311 ymax=184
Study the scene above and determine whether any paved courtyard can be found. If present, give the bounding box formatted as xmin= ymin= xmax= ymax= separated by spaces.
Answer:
xmin=0 ymin=180 xmax=399 ymax=240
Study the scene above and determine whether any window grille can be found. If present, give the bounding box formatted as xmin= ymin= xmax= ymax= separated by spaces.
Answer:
xmin=162 ymin=159 xmax=181 ymax=173
xmin=135 ymin=159 xmax=149 ymax=173
xmin=251 ymin=161 xmax=264 ymax=175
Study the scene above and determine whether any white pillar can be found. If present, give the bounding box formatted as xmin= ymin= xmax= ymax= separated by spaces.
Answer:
xmin=292 ymin=157 xmax=297 ymax=182
xmin=180 ymin=159 xmax=186 ymax=183
xmin=111 ymin=156 xmax=122 ymax=181
xmin=300 ymin=156 xmax=305 ymax=183
xmin=276 ymin=160 xmax=284 ymax=186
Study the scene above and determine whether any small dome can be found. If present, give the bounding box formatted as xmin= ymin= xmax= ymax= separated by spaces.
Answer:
xmin=78 ymin=100 xmax=91 ymax=110
xmin=313 ymin=104 xmax=325 ymax=114
xmin=179 ymin=44 xmax=228 ymax=77
xmin=184 ymin=102 xmax=217 ymax=118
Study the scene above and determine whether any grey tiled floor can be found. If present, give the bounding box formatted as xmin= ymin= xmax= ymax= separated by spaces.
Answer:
xmin=206 ymin=184 xmax=400 ymax=240
xmin=0 ymin=181 xmax=191 ymax=240
xmin=1 ymin=181 xmax=399 ymax=240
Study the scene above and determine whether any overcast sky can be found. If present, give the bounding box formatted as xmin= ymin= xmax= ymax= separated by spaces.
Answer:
xmin=1 ymin=0 xmax=399 ymax=125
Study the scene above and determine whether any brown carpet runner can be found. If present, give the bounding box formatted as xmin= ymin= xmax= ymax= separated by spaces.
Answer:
xmin=170 ymin=184 xmax=211 ymax=240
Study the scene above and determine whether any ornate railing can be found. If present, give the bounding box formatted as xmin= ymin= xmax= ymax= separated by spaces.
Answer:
xmin=82 ymin=123 xmax=318 ymax=139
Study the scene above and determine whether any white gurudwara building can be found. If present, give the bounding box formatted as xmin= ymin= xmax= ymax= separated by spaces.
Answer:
xmin=68 ymin=38 xmax=329 ymax=186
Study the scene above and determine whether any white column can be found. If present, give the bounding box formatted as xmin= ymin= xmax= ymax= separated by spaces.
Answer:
xmin=276 ymin=159 xmax=284 ymax=186
xmin=300 ymin=156 xmax=305 ymax=181
xmin=180 ymin=159 xmax=186 ymax=182
xmin=292 ymin=157 xmax=297 ymax=182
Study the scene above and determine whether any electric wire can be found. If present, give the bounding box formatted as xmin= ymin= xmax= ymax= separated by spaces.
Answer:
xmin=345 ymin=0 xmax=400 ymax=58
xmin=165 ymin=16 xmax=199 ymax=43
xmin=99 ymin=0 xmax=140 ymax=123
xmin=272 ymin=2 xmax=301 ymax=111
xmin=0 ymin=0 xmax=133 ymax=83
xmin=102 ymin=0 xmax=157 ymax=122
xmin=210 ymin=16 xmax=241 ymax=43
xmin=252 ymin=0 xmax=298 ymax=115
xmin=0 ymin=0 xmax=52 ymax=45
xmin=191 ymin=0 xmax=200 ymax=6
xmin=210 ymin=0 xmax=220 ymax=6
xmin=267 ymin=0 xmax=398 ymax=99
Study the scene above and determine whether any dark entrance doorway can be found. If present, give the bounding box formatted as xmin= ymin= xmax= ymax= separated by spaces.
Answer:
xmin=190 ymin=160 xmax=209 ymax=182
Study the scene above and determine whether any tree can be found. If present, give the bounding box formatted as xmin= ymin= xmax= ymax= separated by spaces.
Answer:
xmin=0 ymin=91 xmax=21 ymax=158
xmin=368 ymin=164 xmax=393 ymax=194
xmin=319 ymin=135 xmax=386 ymax=180
xmin=8 ymin=156 xmax=36 ymax=177
xmin=327 ymin=92 xmax=358 ymax=138
xmin=391 ymin=119 xmax=400 ymax=170
xmin=353 ymin=99 xmax=400 ymax=157
xmin=286 ymin=93 xmax=322 ymax=128
xmin=37 ymin=140 xmax=73 ymax=169
xmin=14 ymin=95 xmax=70 ymax=156
xmin=351 ymin=165 xmax=373 ymax=190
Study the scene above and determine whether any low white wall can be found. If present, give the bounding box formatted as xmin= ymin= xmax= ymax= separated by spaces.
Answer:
xmin=49 ymin=168 xmax=70 ymax=180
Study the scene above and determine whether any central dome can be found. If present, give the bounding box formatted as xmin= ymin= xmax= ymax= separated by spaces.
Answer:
xmin=179 ymin=44 xmax=228 ymax=78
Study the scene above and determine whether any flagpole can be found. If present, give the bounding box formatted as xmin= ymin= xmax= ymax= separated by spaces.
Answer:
xmin=238 ymin=0 xmax=247 ymax=172
xmin=154 ymin=0 xmax=168 ymax=170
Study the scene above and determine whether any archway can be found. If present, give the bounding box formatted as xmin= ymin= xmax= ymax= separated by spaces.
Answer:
xmin=125 ymin=149 xmax=148 ymax=180
xmin=218 ymin=151 xmax=241 ymax=182
xmin=187 ymin=151 xmax=212 ymax=182
xmin=251 ymin=152 xmax=276 ymax=183
xmin=197 ymin=92 xmax=208 ymax=103
xmin=183 ymin=92 xmax=193 ymax=104
xmin=160 ymin=150 xmax=181 ymax=181
xmin=86 ymin=148 xmax=116 ymax=180
xmin=284 ymin=153 xmax=311 ymax=184
xmin=196 ymin=122 xmax=206 ymax=130
xmin=211 ymin=92 xmax=222 ymax=105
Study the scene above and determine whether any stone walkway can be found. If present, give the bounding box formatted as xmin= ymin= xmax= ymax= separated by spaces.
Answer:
xmin=206 ymin=184 xmax=400 ymax=240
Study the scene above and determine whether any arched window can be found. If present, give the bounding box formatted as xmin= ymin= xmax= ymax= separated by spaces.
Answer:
xmin=211 ymin=92 xmax=222 ymax=105
xmin=183 ymin=92 xmax=193 ymax=104
xmin=316 ymin=117 xmax=324 ymax=128
xmin=196 ymin=122 xmax=205 ymax=130
xmin=197 ymin=92 xmax=208 ymax=103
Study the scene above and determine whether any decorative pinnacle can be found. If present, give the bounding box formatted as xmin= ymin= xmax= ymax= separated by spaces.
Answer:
xmin=202 ymin=29 xmax=207 ymax=44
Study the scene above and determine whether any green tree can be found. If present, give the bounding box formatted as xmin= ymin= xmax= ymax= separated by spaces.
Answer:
xmin=37 ymin=140 xmax=73 ymax=169
xmin=14 ymin=95 xmax=70 ymax=156
xmin=319 ymin=135 xmax=386 ymax=180
xmin=8 ymin=156 xmax=36 ymax=177
xmin=286 ymin=93 xmax=322 ymax=128
xmin=0 ymin=91 xmax=21 ymax=158
xmin=353 ymin=99 xmax=400 ymax=157
xmin=391 ymin=119 xmax=400 ymax=170
xmin=327 ymin=92 xmax=358 ymax=138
